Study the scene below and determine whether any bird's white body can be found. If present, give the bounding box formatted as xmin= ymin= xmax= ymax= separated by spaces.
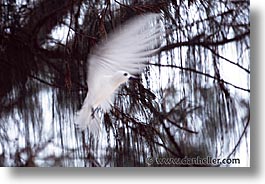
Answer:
xmin=75 ymin=13 xmax=161 ymax=136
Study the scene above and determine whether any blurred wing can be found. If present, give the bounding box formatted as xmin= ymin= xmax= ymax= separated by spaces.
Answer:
xmin=87 ymin=13 xmax=162 ymax=95
xmin=76 ymin=13 xmax=161 ymax=133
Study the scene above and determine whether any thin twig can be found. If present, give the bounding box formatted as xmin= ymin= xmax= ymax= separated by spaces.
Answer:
xmin=160 ymin=31 xmax=250 ymax=52
xmin=226 ymin=112 xmax=250 ymax=159
xmin=204 ymin=45 xmax=250 ymax=74
xmin=149 ymin=63 xmax=250 ymax=93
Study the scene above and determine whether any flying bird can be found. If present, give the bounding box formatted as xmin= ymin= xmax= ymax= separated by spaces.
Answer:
xmin=75 ymin=13 xmax=161 ymax=136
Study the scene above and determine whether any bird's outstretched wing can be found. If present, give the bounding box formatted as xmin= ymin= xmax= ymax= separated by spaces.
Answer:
xmin=75 ymin=13 xmax=162 ymax=135
xmin=88 ymin=13 xmax=162 ymax=97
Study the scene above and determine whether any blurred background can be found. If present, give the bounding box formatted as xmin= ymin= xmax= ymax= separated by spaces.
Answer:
xmin=0 ymin=0 xmax=250 ymax=167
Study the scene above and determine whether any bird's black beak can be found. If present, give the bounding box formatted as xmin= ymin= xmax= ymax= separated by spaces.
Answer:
xmin=129 ymin=75 xmax=139 ymax=80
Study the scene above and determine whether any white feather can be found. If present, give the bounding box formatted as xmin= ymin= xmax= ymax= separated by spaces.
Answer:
xmin=75 ymin=13 xmax=162 ymax=136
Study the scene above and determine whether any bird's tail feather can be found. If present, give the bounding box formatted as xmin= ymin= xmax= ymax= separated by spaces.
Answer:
xmin=75 ymin=106 xmax=101 ymax=137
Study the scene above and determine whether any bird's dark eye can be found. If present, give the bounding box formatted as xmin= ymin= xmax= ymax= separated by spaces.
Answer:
xmin=123 ymin=73 xmax=128 ymax=76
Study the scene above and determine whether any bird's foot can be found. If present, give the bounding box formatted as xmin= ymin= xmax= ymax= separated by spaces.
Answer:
xmin=91 ymin=107 xmax=100 ymax=118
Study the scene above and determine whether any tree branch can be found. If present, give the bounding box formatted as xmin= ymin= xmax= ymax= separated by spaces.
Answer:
xmin=149 ymin=63 xmax=250 ymax=92
xmin=160 ymin=31 xmax=250 ymax=52
xmin=204 ymin=45 xmax=250 ymax=74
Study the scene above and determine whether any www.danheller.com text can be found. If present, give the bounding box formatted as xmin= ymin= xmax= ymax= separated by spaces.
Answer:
xmin=146 ymin=156 xmax=240 ymax=166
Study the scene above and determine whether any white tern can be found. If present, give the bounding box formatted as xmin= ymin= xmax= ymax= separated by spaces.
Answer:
xmin=75 ymin=13 xmax=161 ymax=136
